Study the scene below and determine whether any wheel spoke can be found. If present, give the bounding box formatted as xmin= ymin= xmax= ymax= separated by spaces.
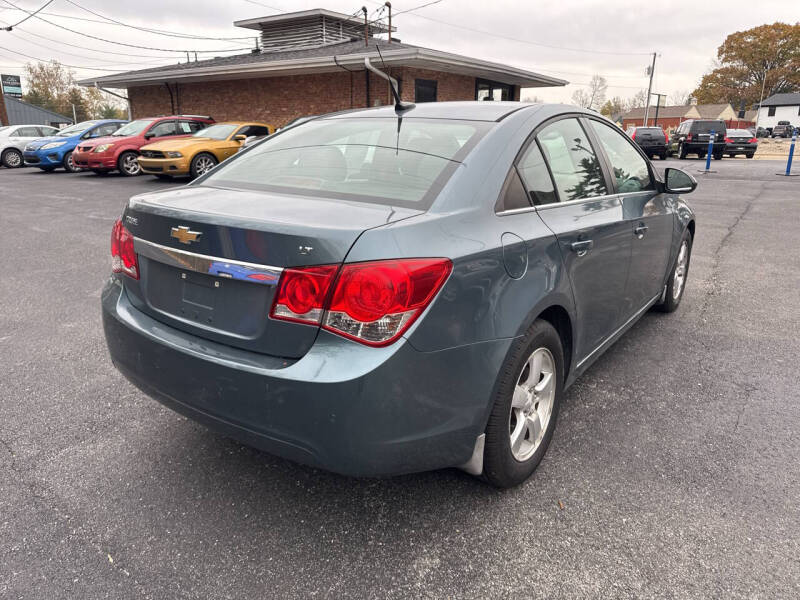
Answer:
xmin=512 ymin=386 xmax=529 ymax=409
xmin=526 ymin=413 xmax=543 ymax=446
xmin=534 ymin=371 xmax=553 ymax=395
xmin=510 ymin=414 xmax=526 ymax=454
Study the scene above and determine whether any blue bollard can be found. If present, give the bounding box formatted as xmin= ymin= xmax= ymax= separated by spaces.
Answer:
xmin=704 ymin=130 xmax=714 ymax=171
xmin=786 ymin=132 xmax=796 ymax=176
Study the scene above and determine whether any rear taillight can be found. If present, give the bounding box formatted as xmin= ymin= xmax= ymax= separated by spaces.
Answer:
xmin=724 ymin=137 xmax=732 ymax=143
xmin=686 ymin=133 xmax=693 ymax=141
xmin=631 ymin=130 xmax=636 ymax=140
xmin=111 ymin=219 xmax=139 ymax=280
xmin=269 ymin=258 xmax=452 ymax=346
xmin=271 ymin=265 xmax=338 ymax=324
xmin=748 ymin=137 xmax=758 ymax=143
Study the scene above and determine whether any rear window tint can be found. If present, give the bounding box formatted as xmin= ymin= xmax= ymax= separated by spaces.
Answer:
xmin=692 ymin=121 xmax=725 ymax=133
xmin=201 ymin=118 xmax=491 ymax=208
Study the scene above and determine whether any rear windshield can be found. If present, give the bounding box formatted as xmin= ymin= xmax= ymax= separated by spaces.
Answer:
xmin=728 ymin=129 xmax=752 ymax=137
xmin=692 ymin=121 xmax=725 ymax=133
xmin=199 ymin=117 xmax=490 ymax=208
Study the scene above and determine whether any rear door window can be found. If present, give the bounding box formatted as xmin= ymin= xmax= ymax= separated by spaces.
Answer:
xmin=16 ymin=127 xmax=39 ymax=137
xmin=588 ymin=119 xmax=652 ymax=193
xmin=536 ymin=118 xmax=608 ymax=202
xmin=179 ymin=120 xmax=206 ymax=134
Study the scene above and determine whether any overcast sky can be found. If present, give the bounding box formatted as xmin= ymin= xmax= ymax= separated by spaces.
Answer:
xmin=0 ymin=0 xmax=797 ymax=105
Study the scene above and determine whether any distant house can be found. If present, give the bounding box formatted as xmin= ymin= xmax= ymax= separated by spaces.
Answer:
xmin=755 ymin=93 xmax=800 ymax=130
xmin=621 ymin=102 xmax=755 ymax=133
xmin=2 ymin=96 xmax=73 ymax=127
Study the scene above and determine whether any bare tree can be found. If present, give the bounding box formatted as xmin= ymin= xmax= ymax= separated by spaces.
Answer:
xmin=625 ymin=89 xmax=649 ymax=110
xmin=521 ymin=94 xmax=544 ymax=103
xmin=586 ymin=75 xmax=607 ymax=110
xmin=669 ymin=90 xmax=691 ymax=106
xmin=571 ymin=88 xmax=592 ymax=108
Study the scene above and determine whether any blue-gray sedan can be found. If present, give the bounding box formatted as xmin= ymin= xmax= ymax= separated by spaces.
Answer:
xmin=102 ymin=102 xmax=697 ymax=487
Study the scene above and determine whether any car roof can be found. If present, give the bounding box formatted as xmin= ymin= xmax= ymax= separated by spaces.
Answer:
xmin=211 ymin=121 xmax=272 ymax=127
xmin=324 ymin=101 xmax=536 ymax=122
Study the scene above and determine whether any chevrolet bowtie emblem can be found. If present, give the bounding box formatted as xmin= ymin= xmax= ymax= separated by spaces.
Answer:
xmin=170 ymin=226 xmax=202 ymax=245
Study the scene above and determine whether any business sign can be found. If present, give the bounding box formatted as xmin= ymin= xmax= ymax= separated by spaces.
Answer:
xmin=1 ymin=74 xmax=22 ymax=98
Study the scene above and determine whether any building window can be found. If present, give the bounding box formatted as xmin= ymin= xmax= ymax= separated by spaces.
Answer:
xmin=414 ymin=79 xmax=437 ymax=103
xmin=476 ymin=78 xmax=515 ymax=102
xmin=768 ymin=106 xmax=776 ymax=117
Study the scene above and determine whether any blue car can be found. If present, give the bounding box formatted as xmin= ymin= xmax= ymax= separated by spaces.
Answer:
xmin=24 ymin=119 xmax=126 ymax=172
xmin=102 ymin=101 xmax=697 ymax=487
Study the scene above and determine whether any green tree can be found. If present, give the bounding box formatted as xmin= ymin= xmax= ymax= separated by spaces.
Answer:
xmin=692 ymin=22 xmax=800 ymax=107
xmin=98 ymin=103 xmax=123 ymax=119
xmin=66 ymin=88 xmax=88 ymax=122
xmin=22 ymin=61 xmax=75 ymax=115
xmin=600 ymin=96 xmax=626 ymax=116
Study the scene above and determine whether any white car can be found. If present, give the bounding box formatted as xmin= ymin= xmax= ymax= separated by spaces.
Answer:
xmin=1 ymin=124 xmax=60 ymax=168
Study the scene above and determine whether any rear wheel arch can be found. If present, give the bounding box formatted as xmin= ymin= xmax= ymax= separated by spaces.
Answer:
xmin=537 ymin=305 xmax=574 ymax=381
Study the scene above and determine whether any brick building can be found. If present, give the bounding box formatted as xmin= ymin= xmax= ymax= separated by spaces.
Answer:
xmin=80 ymin=8 xmax=566 ymax=127
xmin=621 ymin=102 xmax=755 ymax=134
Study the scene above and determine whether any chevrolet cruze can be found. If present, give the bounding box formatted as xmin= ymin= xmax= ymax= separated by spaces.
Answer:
xmin=102 ymin=102 xmax=697 ymax=487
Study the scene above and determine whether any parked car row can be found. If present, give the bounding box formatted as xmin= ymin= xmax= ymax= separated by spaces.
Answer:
xmin=4 ymin=114 xmax=276 ymax=180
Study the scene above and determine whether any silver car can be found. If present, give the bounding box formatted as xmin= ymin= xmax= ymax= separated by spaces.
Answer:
xmin=1 ymin=124 xmax=60 ymax=168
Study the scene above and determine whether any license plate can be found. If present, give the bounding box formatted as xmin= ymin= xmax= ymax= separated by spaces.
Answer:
xmin=736 ymin=147 xmax=744 ymax=150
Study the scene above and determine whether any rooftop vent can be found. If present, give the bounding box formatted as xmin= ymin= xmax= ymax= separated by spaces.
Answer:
xmin=234 ymin=8 xmax=395 ymax=53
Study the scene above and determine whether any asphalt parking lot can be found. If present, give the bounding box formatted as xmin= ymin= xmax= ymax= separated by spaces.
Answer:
xmin=1 ymin=159 xmax=799 ymax=599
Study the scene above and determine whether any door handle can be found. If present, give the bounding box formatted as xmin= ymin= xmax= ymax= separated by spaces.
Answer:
xmin=634 ymin=224 xmax=648 ymax=238
xmin=570 ymin=240 xmax=593 ymax=257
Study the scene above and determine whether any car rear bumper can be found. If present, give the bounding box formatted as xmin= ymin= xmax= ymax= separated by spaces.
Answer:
xmin=724 ymin=143 xmax=757 ymax=154
xmin=101 ymin=278 xmax=509 ymax=477
xmin=637 ymin=143 xmax=667 ymax=154
xmin=138 ymin=157 xmax=189 ymax=175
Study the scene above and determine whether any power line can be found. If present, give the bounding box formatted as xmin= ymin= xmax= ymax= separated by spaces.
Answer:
xmin=365 ymin=0 xmax=652 ymax=56
xmin=62 ymin=0 xmax=254 ymax=41
xmin=1 ymin=0 xmax=52 ymax=30
xmin=0 ymin=0 xmax=255 ymax=54
xmin=0 ymin=43 xmax=170 ymax=71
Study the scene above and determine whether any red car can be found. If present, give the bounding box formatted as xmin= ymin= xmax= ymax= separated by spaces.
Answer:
xmin=72 ymin=115 xmax=215 ymax=176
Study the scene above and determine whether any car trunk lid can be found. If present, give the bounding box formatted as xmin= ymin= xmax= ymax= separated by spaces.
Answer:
xmin=120 ymin=184 xmax=422 ymax=358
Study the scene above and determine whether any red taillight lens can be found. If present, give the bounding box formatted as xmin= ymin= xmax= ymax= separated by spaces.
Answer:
xmin=724 ymin=137 xmax=732 ymax=143
xmin=269 ymin=258 xmax=452 ymax=345
xmin=324 ymin=258 xmax=452 ymax=346
xmin=271 ymin=265 xmax=338 ymax=324
xmin=631 ymin=130 xmax=636 ymax=140
xmin=110 ymin=219 xmax=139 ymax=280
xmin=686 ymin=133 xmax=693 ymax=141
xmin=748 ymin=137 xmax=758 ymax=143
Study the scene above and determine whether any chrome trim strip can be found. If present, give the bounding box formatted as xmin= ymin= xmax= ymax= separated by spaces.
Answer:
xmin=496 ymin=193 xmax=620 ymax=216
xmin=133 ymin=237 xmax=283 ymax=286
xmin=576 ymin=293 xmax=660 ymax=370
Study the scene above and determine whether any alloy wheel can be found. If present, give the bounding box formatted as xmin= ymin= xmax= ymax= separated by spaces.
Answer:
xmin=6 ymin=150 xmax=21 ymax=167
xmin=122 ymin=153 xmax=140 ymax=175
xmin=65 ymin=152 xmax=76 ymax=172
xmin=673 ymin=241 xmax=688 ymax=300
xmin=194 ymin=155 xmax=216 ymax=176
xmin=509 ymin=347 xmax=556 ymax=462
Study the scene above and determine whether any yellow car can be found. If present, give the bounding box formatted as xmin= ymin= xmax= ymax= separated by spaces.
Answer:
xmin=138 ymin=121 xmax=273 ymax=179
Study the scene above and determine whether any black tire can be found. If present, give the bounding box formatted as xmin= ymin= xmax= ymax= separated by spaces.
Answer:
xmin=117 ymin=151 xmax=141 ymax=176
xmin=656 ymin=229 xmax=693 ymax=313
xmin=483 ymin=319 xmax=564 ymax=488
xmin=189 ymin=152 xmax=218 ymax=179
xmin=660 ymin=152 xmax=667 ymax=160
xmin=678 ymin=143 xmax=687 ymax=159
xmin=1 ymin=148 xmax=23 ymax=168
xmin=712 ymin=151 xmax=723 ymax=160
xmin=746 ymin=153 xmax=754 ymax=159
xmin=62 ymin=151 xmax=79 ymax=173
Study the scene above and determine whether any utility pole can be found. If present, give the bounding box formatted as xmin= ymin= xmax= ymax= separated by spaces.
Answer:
xmin=754 ymin=68 xmax=768 ymax=133
xmin=72 ymin=103 xmax=77 ymax=123
xmin=643 ymin=52 xmax=656 ymax=126
xmin=385 ymin=2 xmax=392 ymax=43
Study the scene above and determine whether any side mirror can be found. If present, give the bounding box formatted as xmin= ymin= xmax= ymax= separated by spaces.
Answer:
xmin=143 ymin=131 xmax=155 ymax=139
xmin=233 ymin=134 xmax=247 ymax=142
xmin=664 ymin=168 xmax=697 ymax=194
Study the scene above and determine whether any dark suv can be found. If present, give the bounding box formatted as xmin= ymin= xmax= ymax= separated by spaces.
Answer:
xmin=627 ymin=126 xmax=668 ymax=159
xmin=669 ymin=119 xmax=726 ymax=160
xmin=771 ymin=121 xmax=794 ymax=138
